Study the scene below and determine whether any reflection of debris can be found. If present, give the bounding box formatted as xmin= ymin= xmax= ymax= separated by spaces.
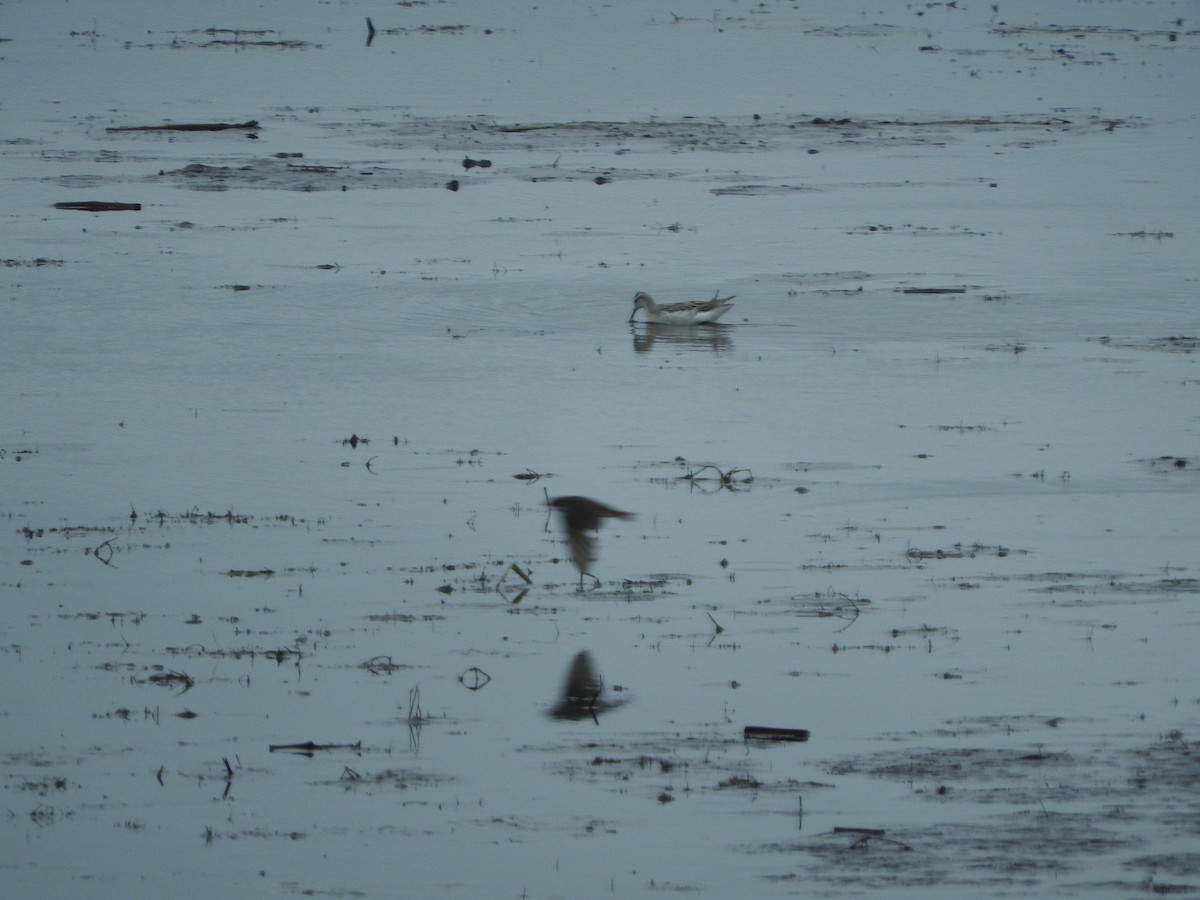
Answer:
xmin=458 ymin=667 xmax=491 ymax=691
xmin=496 ymin=562 xmax=532 ymax=604
xmin=407 ymin=685 xmax=425 ymax=724
xmin=680 ymin=463 xmax=752 ymax=486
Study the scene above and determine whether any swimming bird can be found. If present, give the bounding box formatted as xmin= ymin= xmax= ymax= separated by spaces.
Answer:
xmin=548 ymin=495 xmax=634 ymax=588
xmin=628 ymin=290 xmax=736 ymax=325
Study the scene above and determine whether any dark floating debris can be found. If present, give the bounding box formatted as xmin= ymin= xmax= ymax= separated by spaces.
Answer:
xmin=147 ymin=671 xmax=194 ymax=695
xmin=269 ymin=740 xmax=363 ymax=756
xmin=2 ymin=257 xmax=63 ymax=267
xmin=900 ymin=286 xmax=966 ymax=294
xmin=679 ymin=463 xmax=752 ymax=485
xmin=744 ymin=725 xmax=810 ymax=742
xmin=54 ymin=201 xmax=141 ymax=212
xmin=496 ymin=562 xmax=532 ymax=603
xmin=459 ymin=667 xmax=492 ymax=691
xmin=1144 ymin=455 xmax=1195 ymax=471
xmin=462 ymin=157 xmax=492 ymax=170
xmin=106 ymin=120 xmax=260 ymax=133
xmin=446 ymin=179 xmax=460 ymax=191
xmin=1095 ymin=335 xmax=1197 ymax=354
xmin=362 ymin=656 xmax=404 ymax=676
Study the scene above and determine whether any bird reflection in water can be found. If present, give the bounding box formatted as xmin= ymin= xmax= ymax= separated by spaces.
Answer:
xmin=632 ymin=322 xmax=734 ymax=355
xmin=548 ymin=650 xmax=626 ymax=723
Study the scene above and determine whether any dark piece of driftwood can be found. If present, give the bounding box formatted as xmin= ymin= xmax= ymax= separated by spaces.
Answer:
xmin=744 ymin=725 xmax=810 ymax=742
xmin=106 ymin=120 xmax=260 ymax=132
xmin=901 ymin=287 xmax=966 ymax=294
xmin=54 ymin=201 xmax=141 ymax=212
xmin=268 ymin=740 xmax=362 ymax=753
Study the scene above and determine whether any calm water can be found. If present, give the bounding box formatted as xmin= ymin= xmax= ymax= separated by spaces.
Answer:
xmin=3 ymin=1 xmax=1198 ymax=896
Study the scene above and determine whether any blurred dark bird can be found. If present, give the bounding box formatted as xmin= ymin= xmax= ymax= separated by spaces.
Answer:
xmin=548 ymin=495 xmax=634 ymax=588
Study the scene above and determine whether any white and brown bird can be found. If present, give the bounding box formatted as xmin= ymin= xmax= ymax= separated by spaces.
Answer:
xmin=628 ymin=290 xmax=736 ymax=325
xmin=548 ymin=495 xmax=634 ymax=588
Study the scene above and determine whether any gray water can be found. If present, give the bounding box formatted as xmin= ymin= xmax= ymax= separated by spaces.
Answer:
xmin=3 ymin=1 xmax=1198 ymax=896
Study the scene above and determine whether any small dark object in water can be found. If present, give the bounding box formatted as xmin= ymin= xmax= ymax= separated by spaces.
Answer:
xmin=106 ymin=121 xmax=259 ymax=133
xmin=462 ymin=157 xmax=492 ymax=170
xmin=446 ymin=179 xmax=460 ymax=191
xmin=54 ymin=201 xmax=141 ymax=212
xmin=744 ymin=726 xmax=810 ymax=742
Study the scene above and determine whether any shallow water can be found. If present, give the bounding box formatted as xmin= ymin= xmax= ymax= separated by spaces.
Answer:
xmin=2 ymin=1 xmax=1199 ymax=897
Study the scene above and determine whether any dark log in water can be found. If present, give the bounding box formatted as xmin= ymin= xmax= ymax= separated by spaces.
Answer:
xmin=744 ymin=726 xmax=810 ymax=742
xmin=106 ymin=120 xmax=260 ymax=132
xmin=54 ymin=201 xmax=142 ymax=212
